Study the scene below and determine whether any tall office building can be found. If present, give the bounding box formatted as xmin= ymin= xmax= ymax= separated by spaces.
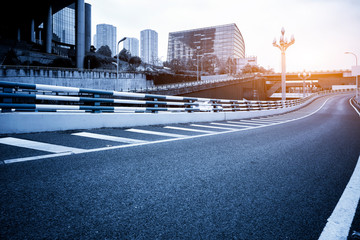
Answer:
xmin=140 ymin=29 xmax=158 ymax=64
xmin=124 ymin=37 xmax=139 ymax=57
xmin=167 ymin=23 xmax=245 ymax=64
xmin=95 ymin=24 xmax=117 ymax=56
xmin=52 ymin=3 xmax=76 ymax=46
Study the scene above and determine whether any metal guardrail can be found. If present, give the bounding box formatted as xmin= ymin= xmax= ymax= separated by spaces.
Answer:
xmin=0 ymin=81 xmax=355 ymax=114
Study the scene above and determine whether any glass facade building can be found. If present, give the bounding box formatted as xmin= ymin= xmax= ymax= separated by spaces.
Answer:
xmin=52 ymin=3 xmax=76 ymax=46
xmin=167 ymin=23 xmax=245 ymax=64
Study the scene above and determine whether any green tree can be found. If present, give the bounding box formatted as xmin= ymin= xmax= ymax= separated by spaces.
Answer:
xmin=128 ymin=56 xmax=142 ymax=71
xmin=119 ymin=48 xmax=131 ymax=62
xmin=96 ymin=45 xmax=112 ymax=57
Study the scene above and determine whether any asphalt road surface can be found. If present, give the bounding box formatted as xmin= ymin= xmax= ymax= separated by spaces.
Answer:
xmin=1 ymin=94 xmax=359 ymax=239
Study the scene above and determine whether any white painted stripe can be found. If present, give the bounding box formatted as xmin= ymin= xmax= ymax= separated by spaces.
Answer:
xmin=319 ymin=155 xmax=360 ymax=240
xmin=164 ymin=126 xmax=215 ymax=133
xmin=4 ymin=152 xmax=73 ymax=164
xmin=125 ymin=129 xmax=187 ymax=138
xmin=349 ymin=98 xmax=360 ymax=117
xmin=233 ymin=120 xmax=266 ymax=125
xmin=36 ymin=84 xmax=80 ymax=93
xmin=72 ymin=132 xmax=147 ymax=144
xmin=0 ymin=137 xmax=85 ymax=154
xmin=3 ymin=96 xmax=334 ymax=165
xmin=250 ymin=119 xmax=283 ymax=123
xmin=113 ymin=91 xmax=146 ymax=98
xmin=211 ymin=122 xmax=251 ymax=128
xmin=190 ymin=124 xmax=237 ymax=130
xmin=36 ymin=95 xmax=81 ymax=102
xmin=226 ymin=121 xmax=265 ymax=127
xmin=114 ymin=99 xmax=146 ymax=105
xmin=165 ymin=96 xmax=185 ymax=101
xmin=35 ymin=105 xmax=80 ymax=110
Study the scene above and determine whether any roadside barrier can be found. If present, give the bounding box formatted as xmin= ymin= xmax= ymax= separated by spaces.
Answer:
xmin=0 ymin=81 xmax=356 ymax=114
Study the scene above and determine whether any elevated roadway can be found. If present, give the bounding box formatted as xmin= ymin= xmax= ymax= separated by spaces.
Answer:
xmin=1 ymin=93 xmax=359 ymax=239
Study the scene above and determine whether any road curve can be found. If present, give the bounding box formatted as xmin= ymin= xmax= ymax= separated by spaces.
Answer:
xmin=0 ymin=94 xmax=359 ymax=239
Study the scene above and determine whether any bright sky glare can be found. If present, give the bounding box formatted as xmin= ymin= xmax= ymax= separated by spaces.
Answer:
xmin=86 ymin=0 xmax=360 ymax=73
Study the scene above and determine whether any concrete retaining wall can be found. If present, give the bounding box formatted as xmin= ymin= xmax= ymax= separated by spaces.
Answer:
xmin=0 ymin=67 xmax=152 ymax=91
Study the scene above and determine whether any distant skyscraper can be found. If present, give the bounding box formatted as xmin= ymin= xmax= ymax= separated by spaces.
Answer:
xmin=140 ymin=29 xmax=158 ymax=64
xmin=95 ymin=24 xmax=117 ymax=56
xmin=167 ymin=23 xmax=245 ymax=63
xmin=124 ymin=37 xmax=139 ymax=57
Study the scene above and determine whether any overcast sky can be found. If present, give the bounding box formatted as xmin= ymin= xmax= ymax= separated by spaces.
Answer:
xmin=86 ymin=0 xmax=360 ymax=72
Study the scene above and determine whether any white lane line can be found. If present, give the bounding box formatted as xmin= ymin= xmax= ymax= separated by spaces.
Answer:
xmin=0 ymin=137 xmax=85 ymax=154
xmin=319 ymin=155 xmax=360 ymax=240
xmin=190 ymin=124 xmax=237 ymax=131
xmin=125 ymin=128 xmax=187 ymax=138
xmin=211 ymin=122 xmax=251 ymax=128
xmin=3 ymin=96 xmax=334 ymax=165
xmin=4 ymin=152 xmax=73 ymax=164
xmin=164 ymin=126 xmax=215 ymax=134
xmin=349 ymin=98 xmax=360 ymax=117
xmin=72 ymin=132 xmax=148 ymax=144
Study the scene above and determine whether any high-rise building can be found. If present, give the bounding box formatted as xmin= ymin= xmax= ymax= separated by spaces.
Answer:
xmin=140 ymin=29 xmax=158 ymax=64
xmin=167 ymin=23 xmax=245 ymax=65
xmin=52 ymin=3 xmax=76 ymax=46
xmin=95 ymin=24 xmax=117 ymax=56
xmin=124 ymin=37 xmax=139 ymax=57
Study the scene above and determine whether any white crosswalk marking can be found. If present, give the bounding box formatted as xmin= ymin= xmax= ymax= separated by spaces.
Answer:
xmin=125 ymin=129 xmax=187 ymax=138
xmin=190 ymin=124 xmax=237 ymax=131
xmin=72 ymin=132 xmax=148 ymax=144
xmin=228 ymin=120 xmax=265 ymax=126
xmin=0 ymin=137 xmax=85 ymax=154
xmin=164 ymin=126 xmax=215 ymax=134
xmin=210 ymin=122 xmax=251 ymax=128
xmin=251 ymin=119 xmax=282 ymax=123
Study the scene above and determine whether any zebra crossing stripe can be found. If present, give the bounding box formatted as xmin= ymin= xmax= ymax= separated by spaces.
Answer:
xmin=164 ymin=126 xmax=215 ymax=134
xmin=229 ymin=120 xmax=265 ymax=126
xmin=190 ymin=124 xmax=237 ymax=131
xmin=72 ymin=132 xmax=148 ymax=144
xmin=0 ymin=137 xmax=85 ymax=154
xmin=210 ymin=122 xmax=251 ymax=128
xmin=125 ymin=129 xmax=187 ymax=138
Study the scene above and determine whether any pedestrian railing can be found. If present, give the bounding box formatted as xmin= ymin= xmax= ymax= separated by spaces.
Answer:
xmin=0 ymin=81 xmax=355 ymax=114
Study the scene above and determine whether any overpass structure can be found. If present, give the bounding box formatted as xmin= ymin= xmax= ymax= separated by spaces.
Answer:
xmin=264 ymin=70 xmax=356 ymax=98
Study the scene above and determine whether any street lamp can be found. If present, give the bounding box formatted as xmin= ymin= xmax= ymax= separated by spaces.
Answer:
xmin=273 ymin=27 xmax=295 ymax=102
xmin=117 ymin=37 xmax=127 ymax=80
xmin=298 ymin=70 xmax=311 ymax=97
xmin=344 ymin=51 xmax=358 ymax=99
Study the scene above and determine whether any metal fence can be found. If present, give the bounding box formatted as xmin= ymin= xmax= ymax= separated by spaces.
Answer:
xmin=0 ymin=81 xmax=355 ymax=114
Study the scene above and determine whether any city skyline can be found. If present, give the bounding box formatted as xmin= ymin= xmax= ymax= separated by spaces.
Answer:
xmin=87 ymin=0 xmax=360 ymax=73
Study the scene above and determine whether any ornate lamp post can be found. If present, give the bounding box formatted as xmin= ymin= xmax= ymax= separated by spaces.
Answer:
xmin=117 ymin=37 xmax=127 ymax=80
xmin=298 ymin=70 xmax=311 ymax=97
xmin=273 ymin=27 xmax=295 ymax=102
xmin=345 ymin=52 xmax=358 ymax=99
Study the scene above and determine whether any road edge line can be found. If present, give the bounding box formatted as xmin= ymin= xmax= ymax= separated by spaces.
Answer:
xmin=349 ymin=97 xmax=360 ymax=117
xmin=318 ymin=154 xmax=360 ymax=240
